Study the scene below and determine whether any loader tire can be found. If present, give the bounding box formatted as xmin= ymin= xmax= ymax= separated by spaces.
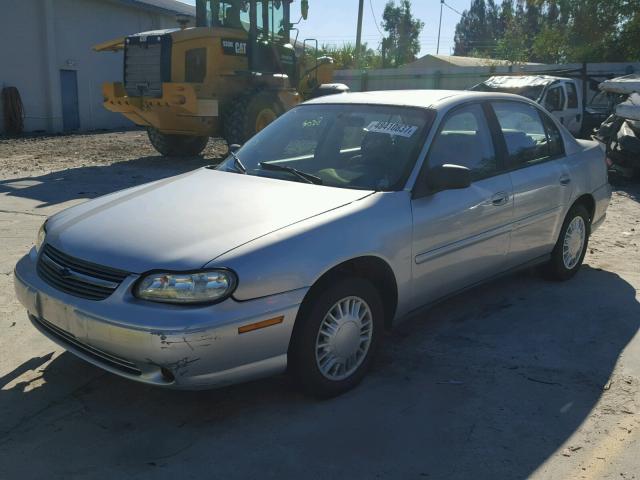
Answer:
xmin=147 ymin=128 xmax=208 ymax=157
xmin=223 ymin=91 xmax=282 ymax=146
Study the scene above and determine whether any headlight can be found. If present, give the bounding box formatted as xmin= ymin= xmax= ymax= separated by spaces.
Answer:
xmin=134 ymin=269 xmax=237 ymax=304
xmin=35 ymin=221 xmax=47 ymax=253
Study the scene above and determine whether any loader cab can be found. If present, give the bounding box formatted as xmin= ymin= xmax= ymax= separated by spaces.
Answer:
xmin=195 ymin=0 xmax=296 ymax=81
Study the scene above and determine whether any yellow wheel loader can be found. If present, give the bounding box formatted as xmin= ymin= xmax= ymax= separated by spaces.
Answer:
xmin=95 ymin=0 xmax=347 ymax=156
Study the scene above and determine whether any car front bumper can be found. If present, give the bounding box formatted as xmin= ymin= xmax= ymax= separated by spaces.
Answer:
xmin=14 ymin=249 xmax=307 ymax=389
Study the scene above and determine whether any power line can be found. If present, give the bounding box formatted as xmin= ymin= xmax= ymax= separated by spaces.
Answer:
xmin=443 ymin=1 xmax=463 ymax=16
xmin=369 ymin=0 xmax=385 ymax=37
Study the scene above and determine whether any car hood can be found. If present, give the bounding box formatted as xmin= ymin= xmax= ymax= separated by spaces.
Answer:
xmin=46 ymin=169 xmax=372 ymax=273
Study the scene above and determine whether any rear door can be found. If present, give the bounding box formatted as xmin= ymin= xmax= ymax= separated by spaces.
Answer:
xmin=490 ymin=101 xmax=572 ymax=266
xmin=410 ymin=103 xmax=513 ymax=307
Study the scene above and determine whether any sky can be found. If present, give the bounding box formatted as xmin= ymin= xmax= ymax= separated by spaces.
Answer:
xmin=177 ymin=0 xmax=468 ymax=57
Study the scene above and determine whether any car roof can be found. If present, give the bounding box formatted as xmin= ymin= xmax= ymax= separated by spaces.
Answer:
xmin=303 ymin=89 xmax=531 ymax=110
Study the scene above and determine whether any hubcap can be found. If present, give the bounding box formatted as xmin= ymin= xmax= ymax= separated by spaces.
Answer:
xmin=563 ymin=216 xmax=586 ymax=269
xmin=255 ymin=108 xmax=277 ymax=132
xmin=315 ymin=296 xmax=373 ymax=381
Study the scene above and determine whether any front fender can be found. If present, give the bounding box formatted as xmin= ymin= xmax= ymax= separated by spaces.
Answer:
xmin=210 ymin=192 xmax=414 ymax=315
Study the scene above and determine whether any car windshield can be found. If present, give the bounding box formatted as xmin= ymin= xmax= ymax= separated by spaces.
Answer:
xmin=216 ymin=104 xmax=434 ymax=191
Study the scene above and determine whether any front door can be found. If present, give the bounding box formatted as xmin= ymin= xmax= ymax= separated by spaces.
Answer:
xmin=410 ymin=103 xmax=513 ymax=308
xmin=60 ymin=70 xmax=80 ymax=132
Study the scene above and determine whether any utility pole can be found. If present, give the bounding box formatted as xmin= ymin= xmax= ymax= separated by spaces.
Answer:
xmin=355 ymin=0 xmax=364 ymax=68
xmin=437 ymin=0 xmax=444 ymax=54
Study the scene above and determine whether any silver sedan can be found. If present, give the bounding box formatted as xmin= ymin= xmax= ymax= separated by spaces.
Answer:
xmin=14 ymin=90 xmax=611 ymax=396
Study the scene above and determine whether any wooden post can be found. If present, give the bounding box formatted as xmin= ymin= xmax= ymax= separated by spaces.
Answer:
xmin=355 ymin=0 xmax=364 ymax=69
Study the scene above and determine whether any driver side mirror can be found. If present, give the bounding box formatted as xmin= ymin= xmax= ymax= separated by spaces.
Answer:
xmin=229 ymin=144 xmax=242 ymax=153
xmin=301 ymin=0 xmax=309 ymax=20
xmin=426 ymin=164 xmax=471 ymax=191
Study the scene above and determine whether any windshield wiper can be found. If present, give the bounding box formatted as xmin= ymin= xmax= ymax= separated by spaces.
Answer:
xmin=259 ymin=161 xmax=323 ymax=185
xmin=229 ymin=150 xmax=247 ymax=174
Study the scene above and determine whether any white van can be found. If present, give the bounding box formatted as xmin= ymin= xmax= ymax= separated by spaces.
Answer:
xmin=471 ymin=75 xmax=583 ymax=136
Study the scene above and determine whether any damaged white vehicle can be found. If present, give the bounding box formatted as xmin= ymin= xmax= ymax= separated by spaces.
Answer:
xmin=14 ymin=90 xmax=610 ymax=397
xmin=471 ymin=75 xmax=584 ymax=136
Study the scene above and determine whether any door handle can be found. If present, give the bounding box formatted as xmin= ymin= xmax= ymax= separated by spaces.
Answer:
xmin=559 ymin=175 xmax=571 ymax=186
xmin=491 ymin=192 xmax=509 ymax=206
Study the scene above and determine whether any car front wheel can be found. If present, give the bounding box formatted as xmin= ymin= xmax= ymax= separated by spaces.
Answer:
xmin=289 ymin=277 xmax=383 ymax=397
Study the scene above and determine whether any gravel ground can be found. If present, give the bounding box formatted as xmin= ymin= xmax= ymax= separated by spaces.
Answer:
xmin=0 ymin=129 xmax=228 ymax=176
xmin=0 ymin=130 xmax=639 ymax=479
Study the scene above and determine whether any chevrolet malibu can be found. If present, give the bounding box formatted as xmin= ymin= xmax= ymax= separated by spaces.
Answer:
xmin=14 ymin=90 xmax=610 ymax=397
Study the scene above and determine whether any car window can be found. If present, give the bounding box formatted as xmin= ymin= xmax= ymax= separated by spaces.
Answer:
xmin=566 ymin=82 xmax=578 ymax=108
xmin=428 ymin=104 xmax=497 ymax=180
xmin=544 ymin=86 xmax=565 ymax=112
xmin=540 ymin=112 xmax=565 ymax=158
xmin=492 ymin=101 xmax=553 ymax=167
xmin=217 ymin=104 xmax=434 ymax=191
xmin=589 ymin=91 xmax=608 ymax=108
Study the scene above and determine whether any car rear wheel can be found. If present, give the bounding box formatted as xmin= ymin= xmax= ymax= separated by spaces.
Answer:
xmin=546 ymin=204 xmax=590 ymax=280
xmin=289 ymin=277 xmax=383 ymax=397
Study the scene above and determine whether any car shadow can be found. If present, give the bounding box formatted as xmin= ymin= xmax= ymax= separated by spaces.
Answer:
xmin=609 ymin=172 xmax=640 ymax=203
xmin=1 ymin=265 xmax=637 ymax=479
xmin=0 ymin=154 xmax=222 ymax=208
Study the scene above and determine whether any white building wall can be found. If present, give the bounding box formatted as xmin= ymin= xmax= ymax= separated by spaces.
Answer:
xmin=0 ymin=0 xmax=189 ymax=133
xmin=0 ymin=0 xmax=51 ymax=133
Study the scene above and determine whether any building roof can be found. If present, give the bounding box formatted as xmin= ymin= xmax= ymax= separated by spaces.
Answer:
xmin=114 ymin=0 xmax=195 ymax=17
xmin=403 ymin=54 xmax=541 ymax=69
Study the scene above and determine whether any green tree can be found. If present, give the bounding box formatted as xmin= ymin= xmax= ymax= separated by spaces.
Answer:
xmin=319 ymin=43 xmax=383 ymax=70
xmin=618 ymin=0 xmax=640 ymax=60
xmin=531 ymin=24 xmax=567 ymax=63
xmin=495 ymin=10 xmax=529 ymax=63
xmin=454 ymin=0 xmax=640 ymax=63
xmin=454 ymin=0 xmax=500 ymax=57
xmin=380 ymin=0 xmax=424 ymax=67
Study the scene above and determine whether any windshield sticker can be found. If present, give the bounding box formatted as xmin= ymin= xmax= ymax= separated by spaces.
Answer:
xmin=365 ymin=121 xmax=419 ymax=138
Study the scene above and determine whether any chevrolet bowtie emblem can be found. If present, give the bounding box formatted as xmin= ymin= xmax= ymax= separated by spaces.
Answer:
xmin=59 ymin=267 xmax=72 ymax=278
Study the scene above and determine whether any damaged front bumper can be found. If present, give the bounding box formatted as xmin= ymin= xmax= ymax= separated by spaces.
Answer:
xmin=14 ymin=249 xmax=306 ymax=389
xmin=102 ymin=82 xmax=219 ymax=136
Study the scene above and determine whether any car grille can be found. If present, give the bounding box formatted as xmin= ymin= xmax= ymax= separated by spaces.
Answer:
xmin=37 ymin=244 xmax=130 ymax=300
xmin=32 ymin=315 xmax=142 ymax=376
xmin=124 ymin=34 xmax=171 ymax=98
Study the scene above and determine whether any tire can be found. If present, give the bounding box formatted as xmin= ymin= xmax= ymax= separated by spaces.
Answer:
xmin=222 ymin=91 xmax=282 ymax=146
xmin=147 ymin=128 xmax=208 ymax=157
xmin=288 ymin=277 xmax=384 ymax=398
xmin=545 ymin=204 xmax=591 ymax=281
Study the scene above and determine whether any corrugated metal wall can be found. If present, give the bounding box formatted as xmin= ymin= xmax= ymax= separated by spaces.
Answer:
xmin=335 ymin=62 xmax=640 ymax=97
